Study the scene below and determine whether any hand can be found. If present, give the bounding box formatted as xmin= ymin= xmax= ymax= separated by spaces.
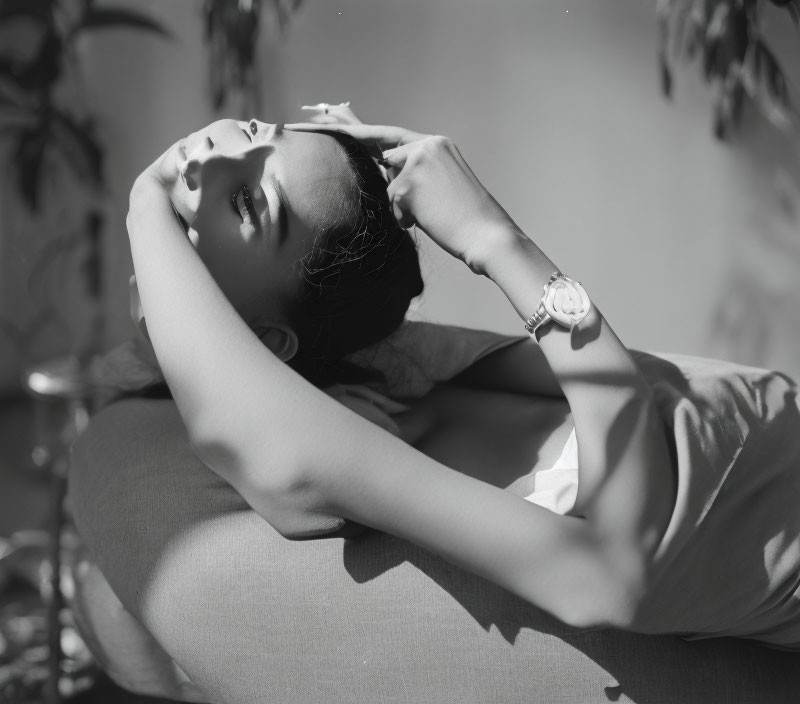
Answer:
xmin=283 ymin=122 xmax=521 ymax=272
xmin=131 ymin=139 xmax=199 ymax=233
xmin=141 ymin=138 xmax=183 ymax=192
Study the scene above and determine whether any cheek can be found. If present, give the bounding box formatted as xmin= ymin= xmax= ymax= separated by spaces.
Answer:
xmin=195 ymin=235 xmax=298 ymax=314
xmin=199 ymin=244 xmax=264 ymax=309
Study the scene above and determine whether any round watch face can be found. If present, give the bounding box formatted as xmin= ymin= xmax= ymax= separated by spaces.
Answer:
xmin=543 ymin=276 xmax=591 ymax=328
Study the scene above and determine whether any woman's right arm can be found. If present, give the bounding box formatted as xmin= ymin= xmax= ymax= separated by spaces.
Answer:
xmin=281 ymin=122 xmax=676 ymax=599
xmin=287 ymin=122 xmax=675 ymax=529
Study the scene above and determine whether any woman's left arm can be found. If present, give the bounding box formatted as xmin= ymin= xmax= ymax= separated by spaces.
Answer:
xmin=127 ymin=159 xmax=351 ymax=535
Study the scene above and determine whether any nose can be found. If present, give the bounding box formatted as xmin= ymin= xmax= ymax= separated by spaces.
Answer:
xmin=180 ymin=136 xmax=214 ymax=191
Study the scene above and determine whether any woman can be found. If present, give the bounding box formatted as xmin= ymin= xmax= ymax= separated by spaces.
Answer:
xmin=112 ymin=103 xmax=800 ymax=653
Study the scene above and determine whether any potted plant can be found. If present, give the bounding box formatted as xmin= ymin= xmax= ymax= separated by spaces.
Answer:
xmin=0 ymin=0 xmax=170 ymax=377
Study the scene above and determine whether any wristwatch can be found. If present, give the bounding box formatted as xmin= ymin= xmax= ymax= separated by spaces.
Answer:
xmin=524 ymin=272 xmax=591 ymax=337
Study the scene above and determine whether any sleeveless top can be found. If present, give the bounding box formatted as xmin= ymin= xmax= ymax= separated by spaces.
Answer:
xmin=339 ymin=322 xmax=800 ymax=650
xmin=92 ymin=321 xmax=800 ymax=649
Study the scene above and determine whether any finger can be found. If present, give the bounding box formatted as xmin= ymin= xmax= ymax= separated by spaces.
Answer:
xmin=301 ymin=114 xmax=341 ymax=125
xmin=387 ymin=180 xmax=416 ymax=229
xmin=300 ymin=103 xmax=356 ymax=122
xmin=284 ymin=122 xmax=426 ymax=149
xmin=397 ymin=211 xmax=416 ymax=229
xmin=390 ymin=196 xmax=415 ymax=228
xmin=300 ymin=111 xmax=362 ymax=127
xmin=378 ymin=143 xmax=415 ymax=171
xmin=380 ymin=163 xmax=401 ymax=183
xmin=300 ymin=102 xmax=350 ymax=111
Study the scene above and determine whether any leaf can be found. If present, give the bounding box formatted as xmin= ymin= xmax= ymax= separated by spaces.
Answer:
xmin=50 ymin=109 xmax=103 ymax=188
xmin=728 ymin=70 xmax=745 ymax=125
xmin=768 ymin=67 xmax=788 ymax=105
xmin=0 ymin=106 xmax=36 ymax=135
xmin=77 ymin=7 xmax=172 ymax=39
xmin=0 ymin=122 xmax=20 ymax=144
xmin=684 ymin=2 xmax=707 ymax=60
xmin=82 ymin=210 xmax=104 ymax=298
xmin=16 ymin=30 xmax=62 ymax=90
xmin=753 ymin=36 xmax=762 ymax=78
xmin=703 ymin=2 xmax=729 ymax=80
xmin=785 ymin=1 xmax=800 ymax=29
xmin=756 ymin=40 xmax=789 ymax=106
xmin=14 ymin=125 xmax=48 ymax=211
xmin=672 ymin=1 xmax=694 ymax=60
xmin=208 ymin=24 xmax=227 ymax=110
xmin=0 ymin=0 xmax=53 ymax=25
xmin=0 ymin=56 xmax=23 ymax=88
xmin=712 ymin=97 xmax=728 ymax=140
xmin=660 ymin=52 xmax=673 ymax=98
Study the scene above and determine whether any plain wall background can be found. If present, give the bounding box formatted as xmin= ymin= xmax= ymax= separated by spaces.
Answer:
xmin=1 ymin=0 xmax=798 ymax=389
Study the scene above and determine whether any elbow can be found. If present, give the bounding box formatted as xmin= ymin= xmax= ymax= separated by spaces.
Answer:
xmin=555 ymin=574 xmax=646 ymax=631
xmin=544 ymin=538 xmax=649 ymax=631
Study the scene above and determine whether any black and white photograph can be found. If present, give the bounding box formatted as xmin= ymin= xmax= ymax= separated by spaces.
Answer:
xmin=1 ymin=1 xmax=800 ymax=702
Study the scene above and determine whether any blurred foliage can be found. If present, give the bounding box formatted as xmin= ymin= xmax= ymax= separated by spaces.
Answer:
xmin=0 ymin=0 xmax=171 ymax=211
xmin=204 ymin=0 xmax=303 ymax=112
xmin=657 ymin=0 xmax=800 ymax=139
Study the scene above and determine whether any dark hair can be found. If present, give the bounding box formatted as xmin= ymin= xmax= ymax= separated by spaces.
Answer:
xmin=284 ymin=132 xmax=423 ymax=388
xmin=120 ymin=132 xmax=423 ymax=401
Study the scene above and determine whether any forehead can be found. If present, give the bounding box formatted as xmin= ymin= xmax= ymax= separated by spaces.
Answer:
xmin=275 ymin=131 xmax=355 ymax=233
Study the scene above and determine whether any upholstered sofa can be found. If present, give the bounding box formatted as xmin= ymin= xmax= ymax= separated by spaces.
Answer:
xmin=68 ymin=392 xmax=800 ymax=704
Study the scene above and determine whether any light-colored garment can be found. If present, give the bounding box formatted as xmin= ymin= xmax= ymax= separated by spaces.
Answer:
xmin=524 ymin=428 xmax=578 ymax=514
xmin=339 ymin=326 xmax=800 ymax=650
xmin=629 ymin=352 xmax=800 ymax=650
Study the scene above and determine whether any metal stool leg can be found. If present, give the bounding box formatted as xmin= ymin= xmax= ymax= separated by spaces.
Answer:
xmin=44 ymin=466 xmax=68 ymax=704
xmin=22 ymin=361 xmax=93 ymax=703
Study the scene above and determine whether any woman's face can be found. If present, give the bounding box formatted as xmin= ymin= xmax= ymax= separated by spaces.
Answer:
xmin=166 ymin=118 xmax=354 ymax=325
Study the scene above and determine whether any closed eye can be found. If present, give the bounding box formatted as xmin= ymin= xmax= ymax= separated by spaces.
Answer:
xmin=231 ymin=185 xmax=259 ymax=226
xmin=231 ymin=190 xmax=243 ymax=221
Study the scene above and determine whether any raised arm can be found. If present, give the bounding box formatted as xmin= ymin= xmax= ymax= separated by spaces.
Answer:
xmin=127 ymin=125 xmax=675 ymax=629
xmin=293 ymin=123 xmax=675 ymax=532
